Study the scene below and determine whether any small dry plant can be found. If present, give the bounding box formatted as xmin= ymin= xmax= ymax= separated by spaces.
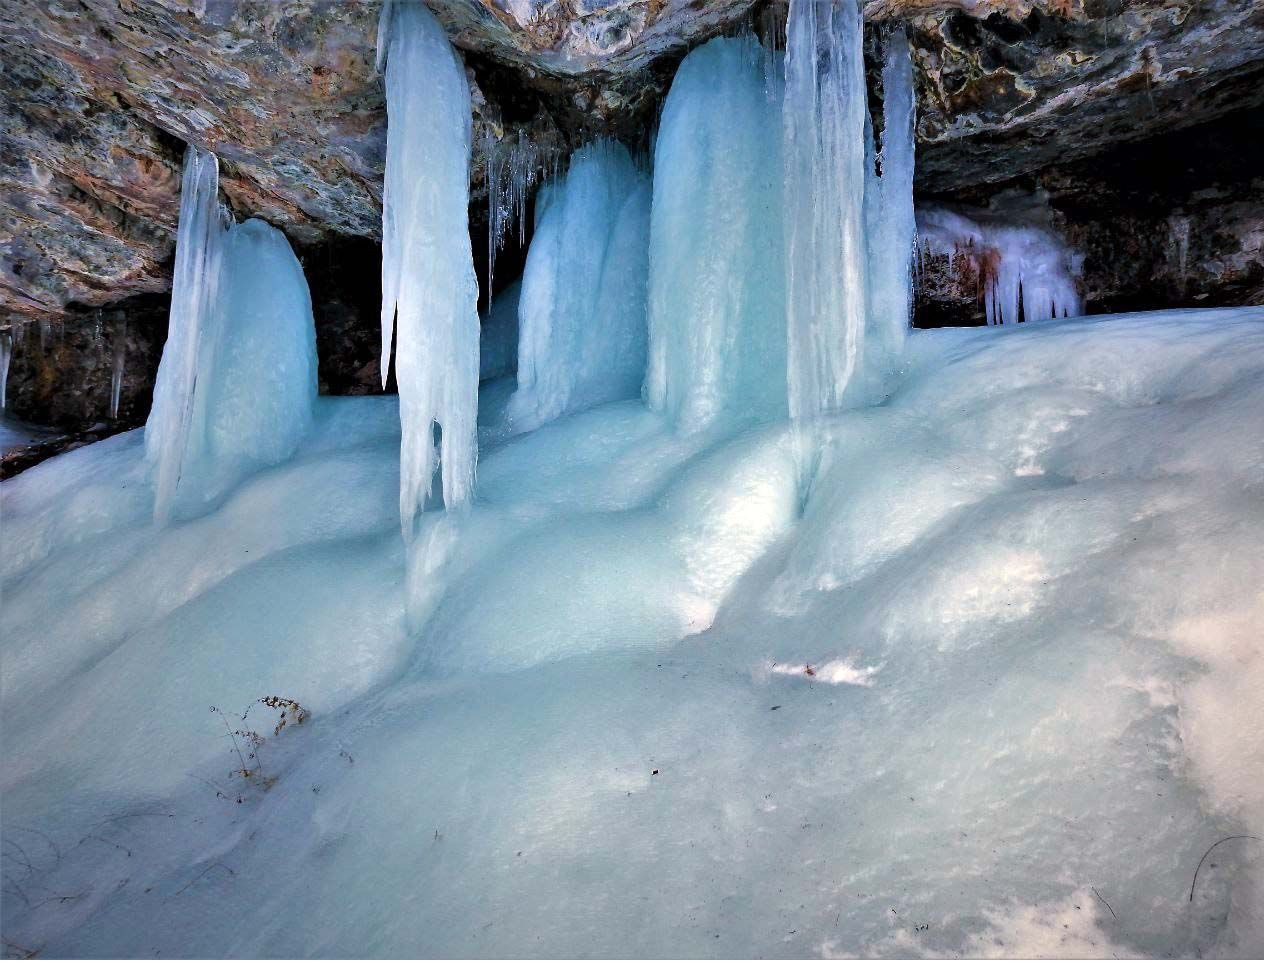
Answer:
xmin=209 ymin=697 xmax=309 ymax=799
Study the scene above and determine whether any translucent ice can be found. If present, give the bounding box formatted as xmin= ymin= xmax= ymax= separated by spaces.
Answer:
xmin=508 ymin=140 xmax=651 ymax=432
xmin=378 ymin=0 xmax=480 ymax=526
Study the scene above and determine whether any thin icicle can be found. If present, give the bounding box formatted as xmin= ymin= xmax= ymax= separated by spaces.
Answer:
xmin=378 ymin=0 xmax=480 ymax=532
xmin=782 ymin=0 xmax=870 ymax=424
xmin=109 ymin=322 xmax=126 ymax=420
xmin=0 ymin=329 xmax=12 ymax=410
xmin=485 ymin=130 xmax=545 ymax=310
xmin=145 ymin=144 xmax=227 ymax=526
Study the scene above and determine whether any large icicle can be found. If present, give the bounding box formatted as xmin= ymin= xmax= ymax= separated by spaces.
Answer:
xmin=866 ymin=28 xmax=916 ymax=360
xmin=645 ymin=35 xmax=786 ymax=431
xmin=145 ymin=145 xmax=226 ymax=525
xmin=508 ymin=139 xmax=651 ymax=432
xmin=782 ymin=0 xmax=870 ymax=422
xmin=378 ymin=0 xmax=480 ymax=533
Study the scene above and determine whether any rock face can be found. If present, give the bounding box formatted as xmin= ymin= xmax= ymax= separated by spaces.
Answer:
xmin=4 ymin=0 xmax=1262 ymax=323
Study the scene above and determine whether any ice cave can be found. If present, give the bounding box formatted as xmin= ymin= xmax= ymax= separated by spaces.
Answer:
xmin=2 ymin=0 xmax=1263 ymax=958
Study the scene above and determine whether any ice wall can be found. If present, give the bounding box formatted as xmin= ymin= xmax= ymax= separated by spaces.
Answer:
xmin=782 ymin=0 xmax=870 ymax=422
xmin=145 ymin=145 xmax=227 ymax=525
xmin=378 ymin=0 xmax=480 ymax=530
xmin=645 ymin=35 xmax=787 ymax=431
xmin=508 ymin=140 xmax=651 ymax=432
xmin=866 ymin=28 xmax=916 ymax=359
xmin=918 ymin=197 xmax=1083 ymax=325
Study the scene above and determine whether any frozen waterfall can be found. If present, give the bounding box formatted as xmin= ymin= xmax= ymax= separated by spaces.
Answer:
xmin=377 ymin=0 xmax=480 ymax=530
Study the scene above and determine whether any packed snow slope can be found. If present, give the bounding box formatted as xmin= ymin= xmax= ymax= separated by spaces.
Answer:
xmin=2 ymin=308 xmax=1264 ymax=957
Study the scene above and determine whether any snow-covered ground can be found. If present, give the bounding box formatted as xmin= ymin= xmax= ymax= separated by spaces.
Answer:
xmin=2 ymin=307 xmax=1262 ymax=957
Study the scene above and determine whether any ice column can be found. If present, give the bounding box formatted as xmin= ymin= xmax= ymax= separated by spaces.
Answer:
xmin=645 ymin=35 xmax=786 ymax=431
xmin=782 ymin=0 xmax=870 ymax=422
xmin=509 ymin=139 xmax=651 ymax=431
xmin=145 ymin=145 xmax=226 ymax=525
xmin=866 ymin=29 xmax=916 ymax=359
xmin=378 ymin=0 xmax=480 ymax=533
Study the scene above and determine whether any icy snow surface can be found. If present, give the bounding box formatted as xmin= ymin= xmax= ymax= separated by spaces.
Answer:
xmin=3 ymin=307 xmax=1263 ymax=957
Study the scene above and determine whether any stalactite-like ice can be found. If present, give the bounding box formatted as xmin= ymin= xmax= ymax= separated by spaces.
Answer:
xmin=484 ymin=131 xmax=547 ymax=311
xmin=145 ymin=144 xmax=227 ymax=525
xmin=378 ymin=0 xmax=480 ymax=530
xmin=646 ymin=35 xmax=786 ymax=431
xmin=782 ymin=0 xmax=869 ymax=422
xmin=508 ymin=140 xmax=651 ymax=432
xmin=918 ymin=197 xmax=1083 ymax=325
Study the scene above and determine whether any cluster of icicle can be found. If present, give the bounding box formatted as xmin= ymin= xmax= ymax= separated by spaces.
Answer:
xmin=377 ymin=0 xmax=480 ymax=535
xmin=371 ymin=0 xmax=918 ymax=525
xmin=916 ymin=201 xmax=1083 ymax=325
xmin=1 ymin=319 xmax=130 ymax=422
xmin=483 ymin=129 xmax=554 ymax=311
